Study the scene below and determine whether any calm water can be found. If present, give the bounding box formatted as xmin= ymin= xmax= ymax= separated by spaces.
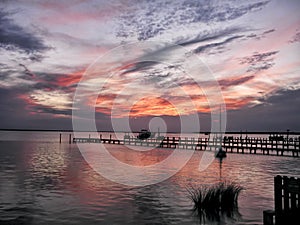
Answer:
xmin=0 ymin=131 xmax=299 ymax=225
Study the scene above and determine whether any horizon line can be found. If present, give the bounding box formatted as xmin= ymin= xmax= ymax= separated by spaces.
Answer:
xmin=0 ymin=128 xmax=299 ymax=135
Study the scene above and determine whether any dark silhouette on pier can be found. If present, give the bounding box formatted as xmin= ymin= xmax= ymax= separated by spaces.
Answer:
xmin=136 ymin=129 xmax=151 ymax=140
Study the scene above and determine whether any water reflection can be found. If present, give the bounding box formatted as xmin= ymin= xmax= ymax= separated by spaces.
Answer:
xmin=188 ymin=158 xmax=243 ymax=225
xmin=0 ymin=140 xmax=300 ymax=225
xmin=28 ymin=143 xmax=67 ymax=190
xmin=218 ymin=157 xmax=223 ymax=181
xmin=133 ymin=186 xmax=173 ymax=225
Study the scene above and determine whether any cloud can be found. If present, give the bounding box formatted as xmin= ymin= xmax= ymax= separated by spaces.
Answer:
xmin=129 ymin=97 xmax=178 ymax=117
xmin=0 ymin=87 xmax=73 ymax=129
xmin=193 ymin=35 xmax=244 ymax=54
xmin=259 ymin=88 xmax=300 ymax=107
xmin=262 ymin=29 xmax=275 ymax=35
xmin=18 ymin=64 xmax=36 ymax=78
xmin=14 ymin=64 xmax=84 ymax=94
xmin=239 ymin=51 xmax=279 ymax=73
xmin=116 ymin=0 xmax=270 ymax=41
xmin=177 ymin=27 xmax=244 ymax=46
xmin=226 ymin=88 xmax=300 ymax=131
xmin=219 ymin=75 xmax=255 ymax=89
xmin=120 ymin=61 xmax=160 ymax=75
xmin=32 ymin=105 xmax=71 ymax=116
xmin=289 ymin=30 xmax=300 ymax=43
xmin=0 ymin=10 xmax=48 ymax=55
xmin=0 ymin=64 xmax=80 ymax=118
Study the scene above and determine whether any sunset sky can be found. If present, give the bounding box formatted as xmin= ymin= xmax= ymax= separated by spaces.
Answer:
xmin=1 ymin=0 xmax=300 ymax=132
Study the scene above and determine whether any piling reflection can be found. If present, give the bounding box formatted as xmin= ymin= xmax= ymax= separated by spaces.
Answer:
xmin=218 ymin=157 xmax=223 ymax=182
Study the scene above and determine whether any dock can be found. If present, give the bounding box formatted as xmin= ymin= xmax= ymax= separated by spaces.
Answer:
xmin=71 ymin=135 xmax=300 ymax=157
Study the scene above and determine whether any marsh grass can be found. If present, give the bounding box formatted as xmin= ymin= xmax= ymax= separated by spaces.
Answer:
xmin=187 ymin=182 xmax=243 ymax=223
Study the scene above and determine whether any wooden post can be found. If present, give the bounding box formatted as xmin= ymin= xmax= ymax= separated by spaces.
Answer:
xmin=166 ymin=136 xmax=169 ymax=148
xmin=59 ymin=133 xmax=62 ymax=143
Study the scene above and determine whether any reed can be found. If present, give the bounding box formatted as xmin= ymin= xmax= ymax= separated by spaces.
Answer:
xmin=187 ymin=182 xmax=243 ymax=222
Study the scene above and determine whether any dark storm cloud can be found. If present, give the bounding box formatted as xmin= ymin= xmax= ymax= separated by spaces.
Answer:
xmin=16 ymin=64 xmax=77 ymax=93
xmin=226 ymin=88 xmax=300 ymax=131
xmin=178 ymin=27 xmax=274 ymax=55
xmin=117 ymin=0 xmax=269 ymax=41
xmin=121 ymin=61 xmax=160 ymax=75
xmin=258 ymin=88 xmax=300 ymax=110
xmin=0 ymin=10 xmax=48 ymax=54
xmin=33 ymin=72 xmax=77 ymax=94
xmin=262 ymin=29 xmax=275 ymax=35
xmin=193 ymin=35 xmax=244 ymax=54
xmin=33 ymin=105 xmax=72 ymax=116
xmin=177 ymin=27 xmax=244 ymax=46
xmin=1 ymin=63 xmax=83 ymax=121
xmin=0 ymin=64 xmax=75 ymax=121
xmin=239 ymin=51 xmax=279 ymax=73
xmin=0 ymin=87 xmax=73 ymax=129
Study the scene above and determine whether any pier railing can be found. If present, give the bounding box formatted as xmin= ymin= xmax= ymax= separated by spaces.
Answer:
xmin=71 ymin=135 xmax=300 ymax=157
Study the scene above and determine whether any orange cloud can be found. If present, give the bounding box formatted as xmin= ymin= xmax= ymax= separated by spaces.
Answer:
xmin=224 ymin=96 xmax=256 ymax=109
xmin=58 ymin=69 xmax=85 ymax=86
xmin=129 ymin=97 xmax=179 ymax=117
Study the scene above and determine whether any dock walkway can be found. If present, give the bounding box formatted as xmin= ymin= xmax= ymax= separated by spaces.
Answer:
xmin=72 ymin=135 xmax=300 ymax=157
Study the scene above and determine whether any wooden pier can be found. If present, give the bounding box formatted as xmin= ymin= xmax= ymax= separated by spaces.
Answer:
xmin=73 ymin=137 xmax=121 ymax=144
xmin=71 ymin=135 xmax=300 ymax=157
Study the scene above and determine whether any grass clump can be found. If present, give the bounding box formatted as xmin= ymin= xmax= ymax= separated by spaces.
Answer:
xmin=187 ymin=182 xmax=243 ymax=222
